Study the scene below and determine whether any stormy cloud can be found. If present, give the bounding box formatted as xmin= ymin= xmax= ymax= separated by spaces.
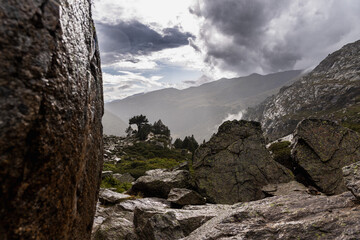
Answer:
xmin=96 ymin=20 xmax=195 ymax=64
xmin=191 ymin=0 xmax=360 ymax=75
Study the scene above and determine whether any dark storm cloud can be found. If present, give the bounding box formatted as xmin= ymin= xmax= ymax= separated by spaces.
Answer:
xmin=190 ymin=0 xmax=360 ymax=75
xmin=96 ymin=20 xmax=195 ymax=64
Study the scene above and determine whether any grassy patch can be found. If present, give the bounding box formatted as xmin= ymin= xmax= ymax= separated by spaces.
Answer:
xmin=105 ymin=142 xmax=191 ymax=179
xmin=100 ymin=176 xmax=132 ymax=193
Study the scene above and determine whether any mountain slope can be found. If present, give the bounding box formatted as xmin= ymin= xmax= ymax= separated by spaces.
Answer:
xmin=102 ymin=109 xmax=128 ymax=136
xmin=244 ymin=40 xmax=360 ymax=141
xmin=106 ymin=70 xmax=302 ymax=141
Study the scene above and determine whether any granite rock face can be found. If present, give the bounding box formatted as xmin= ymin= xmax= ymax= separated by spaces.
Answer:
xmin=167 ymin=188 xmax=206 ymax=206
xmin=98 ymin=189 xmax=132 ymax=205
xmin=261 ymin=181 xmax=309 ymax=197
xmin=192 ymin=120 xmax=293 ymax=204
xmin=343 ymin=161 xmax=360 ymax=200
xmin=129 ymin=169 xmax=191 ymax=198
xmin=185 ymin=192 xmax=360 ymax=240
xmin=0 ymin=1 xmax=103 ymax=239
xmin=292 ymin=119 xmax=360 ymax=195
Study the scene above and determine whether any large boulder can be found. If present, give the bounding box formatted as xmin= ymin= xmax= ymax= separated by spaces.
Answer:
xmin=134 ymin=204 xmax=231 ymax=240
xmin=292 ymin=119 xmax=360 ymax=195
xmin=343 ymin=161 xmax=360 ymax=200
xmin=0 ymin=1 xmax=103 ymax=239
xmin=93 ymin=197 xmax=172 ymax=240
xmin=184 ymin=192 xmax=360 ymax=239
xmin=192 ymin=120 xmax=293 ymax=204
xmin=129 ymin=169 xmax=191 ymax=198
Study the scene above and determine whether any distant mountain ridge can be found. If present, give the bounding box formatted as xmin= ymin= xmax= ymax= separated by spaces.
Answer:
xmin=105 ymin=70 xmax=303 ymax=141
xmin=244 ymin=40 xmax=360 ymax=141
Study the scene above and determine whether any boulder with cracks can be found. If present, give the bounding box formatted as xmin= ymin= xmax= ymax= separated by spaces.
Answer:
xmin=292 ymin=119 xmax=360 ymax=195
xmin=192 ymin=120 xmax=293 ymax=204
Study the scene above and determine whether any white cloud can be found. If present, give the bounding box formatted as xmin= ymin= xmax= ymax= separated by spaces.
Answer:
xmin=103 ymin=72 xmax=170 ymax=102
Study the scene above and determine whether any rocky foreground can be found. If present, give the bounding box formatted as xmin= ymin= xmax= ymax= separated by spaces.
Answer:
xmin=93 ymin=119 xmax=360 ymax=240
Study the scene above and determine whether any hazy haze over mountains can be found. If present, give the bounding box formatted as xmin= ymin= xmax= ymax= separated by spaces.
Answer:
xmin=105 ymin=70 xmax=302 ymax=141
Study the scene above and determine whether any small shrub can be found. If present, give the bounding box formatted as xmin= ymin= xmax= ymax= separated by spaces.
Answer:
xmin=103 ymin=162 xmax=117 ymax=171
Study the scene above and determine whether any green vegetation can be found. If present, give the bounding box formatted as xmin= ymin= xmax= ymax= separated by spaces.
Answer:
xmin=105 ymin=142 xmax=191 ymax=178
xmin=103 ymin=115 xmax=195 ymax=181
xmin=100 ymin=176 xmax=132 ymax=193
xmin=268 ymin=141 xmax=293 ymax=170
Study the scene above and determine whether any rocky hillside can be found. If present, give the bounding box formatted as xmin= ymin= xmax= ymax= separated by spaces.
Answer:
xmin=244 ymin=40 xmax=360 ymax=141
xmin=0 ymin=1 xmax=103 ymax=239
xmin=106 ymin=70 xmax=302 ymax=141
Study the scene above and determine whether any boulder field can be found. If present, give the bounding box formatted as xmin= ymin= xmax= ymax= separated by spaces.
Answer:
xmin=93 ymin=119 xmax=360 ymax=239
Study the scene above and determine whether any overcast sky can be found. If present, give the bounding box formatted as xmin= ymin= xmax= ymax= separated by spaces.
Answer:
xmin=93 ymin=0 xmax=360 ymax=102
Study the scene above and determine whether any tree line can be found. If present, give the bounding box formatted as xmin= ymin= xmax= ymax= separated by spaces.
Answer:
xmin=126 ymin=114 xmax=199 ymax=152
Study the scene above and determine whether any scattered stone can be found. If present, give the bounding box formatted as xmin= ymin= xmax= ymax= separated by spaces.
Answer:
xmin=113 ymin=173 xmax=135 ymax=183
xmin=184 ymin=192 xmax=360 ymax=239
xmin=192 ymin=120 xmax=293 ymax=204
xmin=167 ymin=188 xmax=206 ymax=206
xmin=292 ymin=119 xmax=360 ymax=195
xmin=0 ymin=1 xmax=103 ymax=239
xmin=99 ymin=189 xmax=132 ymax=205
xmin=102 ymin=171 xmax=113 ymax=179
xmin=262 ymin=181 xmax=308 ymax=197
xmin=129 ymin=169 xmax=191 ymax=198
xmin=343 ymin=162 xmax=360 ymax=200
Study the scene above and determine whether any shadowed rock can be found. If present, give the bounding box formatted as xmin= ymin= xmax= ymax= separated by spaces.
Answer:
xmin=129 ymin=169 xmax=191 ymax=198
xmin=0 ymin=0 xmax=103 ymax=239
xmin=113 ymin=173 xmax=135 ymax=183
xmin=167 ymin=188 xmax=206 ymax=206
xmin=292 ymin=119 xmax=360 ymax=195
xmin=192 ymin=120 xmax=293 ymax=204
xmin=134 ymin=204 xmax=231 ymax=240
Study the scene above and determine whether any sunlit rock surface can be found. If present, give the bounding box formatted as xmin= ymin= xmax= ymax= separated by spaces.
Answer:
xmin=184 ymin=192 xmax=360 ymax=240
xmin=0 ymin=0 xmax=103 ymax=239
